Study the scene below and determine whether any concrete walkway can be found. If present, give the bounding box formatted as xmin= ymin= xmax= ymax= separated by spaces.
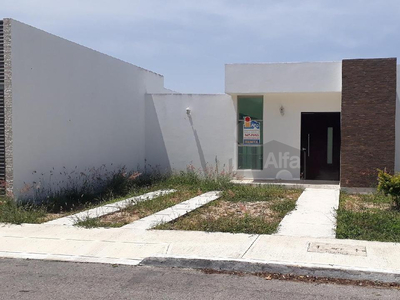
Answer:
xmin=276 ymin=187 xmax=340 ymax=238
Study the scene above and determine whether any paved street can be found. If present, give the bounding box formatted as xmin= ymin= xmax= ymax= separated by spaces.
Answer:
xmin=1 ymin=259 xmax=399 ymax=300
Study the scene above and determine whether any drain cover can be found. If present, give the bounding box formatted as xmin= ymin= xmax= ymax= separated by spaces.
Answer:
xmin=308 ymin=242 xmax=367 ymax=256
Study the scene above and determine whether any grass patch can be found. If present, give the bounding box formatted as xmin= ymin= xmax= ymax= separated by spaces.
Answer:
xmin=0 ymin=183 xmax=160 ymax=225
xmin=0 ymin=197 xmax=48 ymax=224
xmin=156 ymin=185 xmax=302 ymax=235
xmin=336 ymin=192 xmax=400 ymax=242
xmin=0 ymin=169 xmax=233 ymax=225
xmin=0 ymin=168 xmax=301 ymax=232
xmin=74 ymin=217 xmax=126 ymax=229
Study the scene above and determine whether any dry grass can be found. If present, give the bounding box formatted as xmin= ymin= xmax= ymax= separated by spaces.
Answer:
xmin=39 ymin=213 xmax=68 ymax=222
xmin=342 ymin=194 xmax=392 ymax=212
xmin=206 ymin=201 xmax=276 ymax=219
xmin=157 ymin=186 xmax=302 ymax=234
xmin=99 ymin=211 xmax=140 ymax=225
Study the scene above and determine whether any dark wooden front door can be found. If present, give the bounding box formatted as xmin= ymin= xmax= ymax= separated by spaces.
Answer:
xmin=301 ymin=112 xmax=341 ymax=181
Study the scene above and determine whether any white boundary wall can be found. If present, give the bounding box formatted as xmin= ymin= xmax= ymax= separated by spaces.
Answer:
xmin=10 ymin=20 xmax=168 ymax=197
xmin=145 ymin=93 xmax=236 ymax=175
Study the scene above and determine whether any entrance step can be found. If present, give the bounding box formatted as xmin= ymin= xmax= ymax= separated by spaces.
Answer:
xmin=275 ymin=187 xmax=340 ymax=238
xmin=231 ymin=179 xmax=340 ymax=190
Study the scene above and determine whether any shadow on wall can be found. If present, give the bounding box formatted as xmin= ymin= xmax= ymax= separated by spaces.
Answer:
xmin=145 ymin=94 xmax=236 ymax=176
xmin=188 ymin=114 xmax=207 ymax=174
xmin=144 ymin=95 xmax=171 ymax=173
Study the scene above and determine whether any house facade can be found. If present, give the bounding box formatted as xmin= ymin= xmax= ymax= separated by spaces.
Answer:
xmin=0 ymin=19 xmax=399 ymax=198
xmin=226 ymin=59 xmax=398 ymax=189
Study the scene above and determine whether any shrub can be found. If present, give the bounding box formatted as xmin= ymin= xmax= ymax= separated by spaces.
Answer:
xmin=377 ymin=169 xmax=400 ymax=209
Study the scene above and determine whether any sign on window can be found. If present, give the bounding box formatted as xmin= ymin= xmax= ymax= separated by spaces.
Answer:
xmin=243 ymin=116 xmax=260 ymax=144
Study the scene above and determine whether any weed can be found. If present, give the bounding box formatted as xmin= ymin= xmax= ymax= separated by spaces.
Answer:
xmin=336 ymin=192 xmax=400 ymax=242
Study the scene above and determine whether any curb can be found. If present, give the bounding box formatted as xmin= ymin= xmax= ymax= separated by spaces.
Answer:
xmin=140 ymin=256 xmax=400 ymax=284
xmin=0 ymin=251 xmax=142 ymax=266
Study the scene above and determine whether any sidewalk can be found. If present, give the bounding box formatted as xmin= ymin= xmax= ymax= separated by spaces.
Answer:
xmin=1 ymin=223 xmax=399 ymax=283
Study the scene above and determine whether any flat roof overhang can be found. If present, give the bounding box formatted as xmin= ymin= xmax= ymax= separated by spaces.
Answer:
xmin=225 ymin=61 xmax=342 ymax=95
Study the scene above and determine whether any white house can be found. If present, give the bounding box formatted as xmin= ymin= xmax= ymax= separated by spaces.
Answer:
xmin=0 ymin=19 xmax=399 ymax=198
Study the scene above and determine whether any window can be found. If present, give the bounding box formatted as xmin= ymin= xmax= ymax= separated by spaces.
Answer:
xmin=238 ymin=96 xmax=263 ymax=170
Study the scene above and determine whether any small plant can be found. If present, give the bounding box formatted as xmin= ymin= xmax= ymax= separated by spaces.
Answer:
xmin=377 ymin=169 xmax=400 ymax=209
xmin=0 ymin=196 xmax=47 ymax=224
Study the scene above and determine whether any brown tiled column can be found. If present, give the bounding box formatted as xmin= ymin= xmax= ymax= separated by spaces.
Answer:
xmin=341 ymin=58 xmax=397 ymax=187
xmin=2 ymin=19 xmax=13 ymax=197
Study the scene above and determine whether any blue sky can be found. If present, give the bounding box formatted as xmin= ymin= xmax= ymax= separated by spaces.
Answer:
xmin=2 ymin=0 xmax=400 ymax=93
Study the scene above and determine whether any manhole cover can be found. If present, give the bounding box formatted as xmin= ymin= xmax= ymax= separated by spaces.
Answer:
xmin=308 ymin=242 xmax=367 ymax=256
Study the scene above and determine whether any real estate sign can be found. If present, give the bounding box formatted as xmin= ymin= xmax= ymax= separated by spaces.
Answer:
xmin=243 ymin=116 xmax=260 ymax=144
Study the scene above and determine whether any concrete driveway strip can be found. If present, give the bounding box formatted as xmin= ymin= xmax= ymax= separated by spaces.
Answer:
xmin=44 ymin=189 xmax=176 ymax=226
xmin=276 ymin=187 xmax=340 ymax=238
xmin=122 ymin=191 xmax=221 ymax=230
